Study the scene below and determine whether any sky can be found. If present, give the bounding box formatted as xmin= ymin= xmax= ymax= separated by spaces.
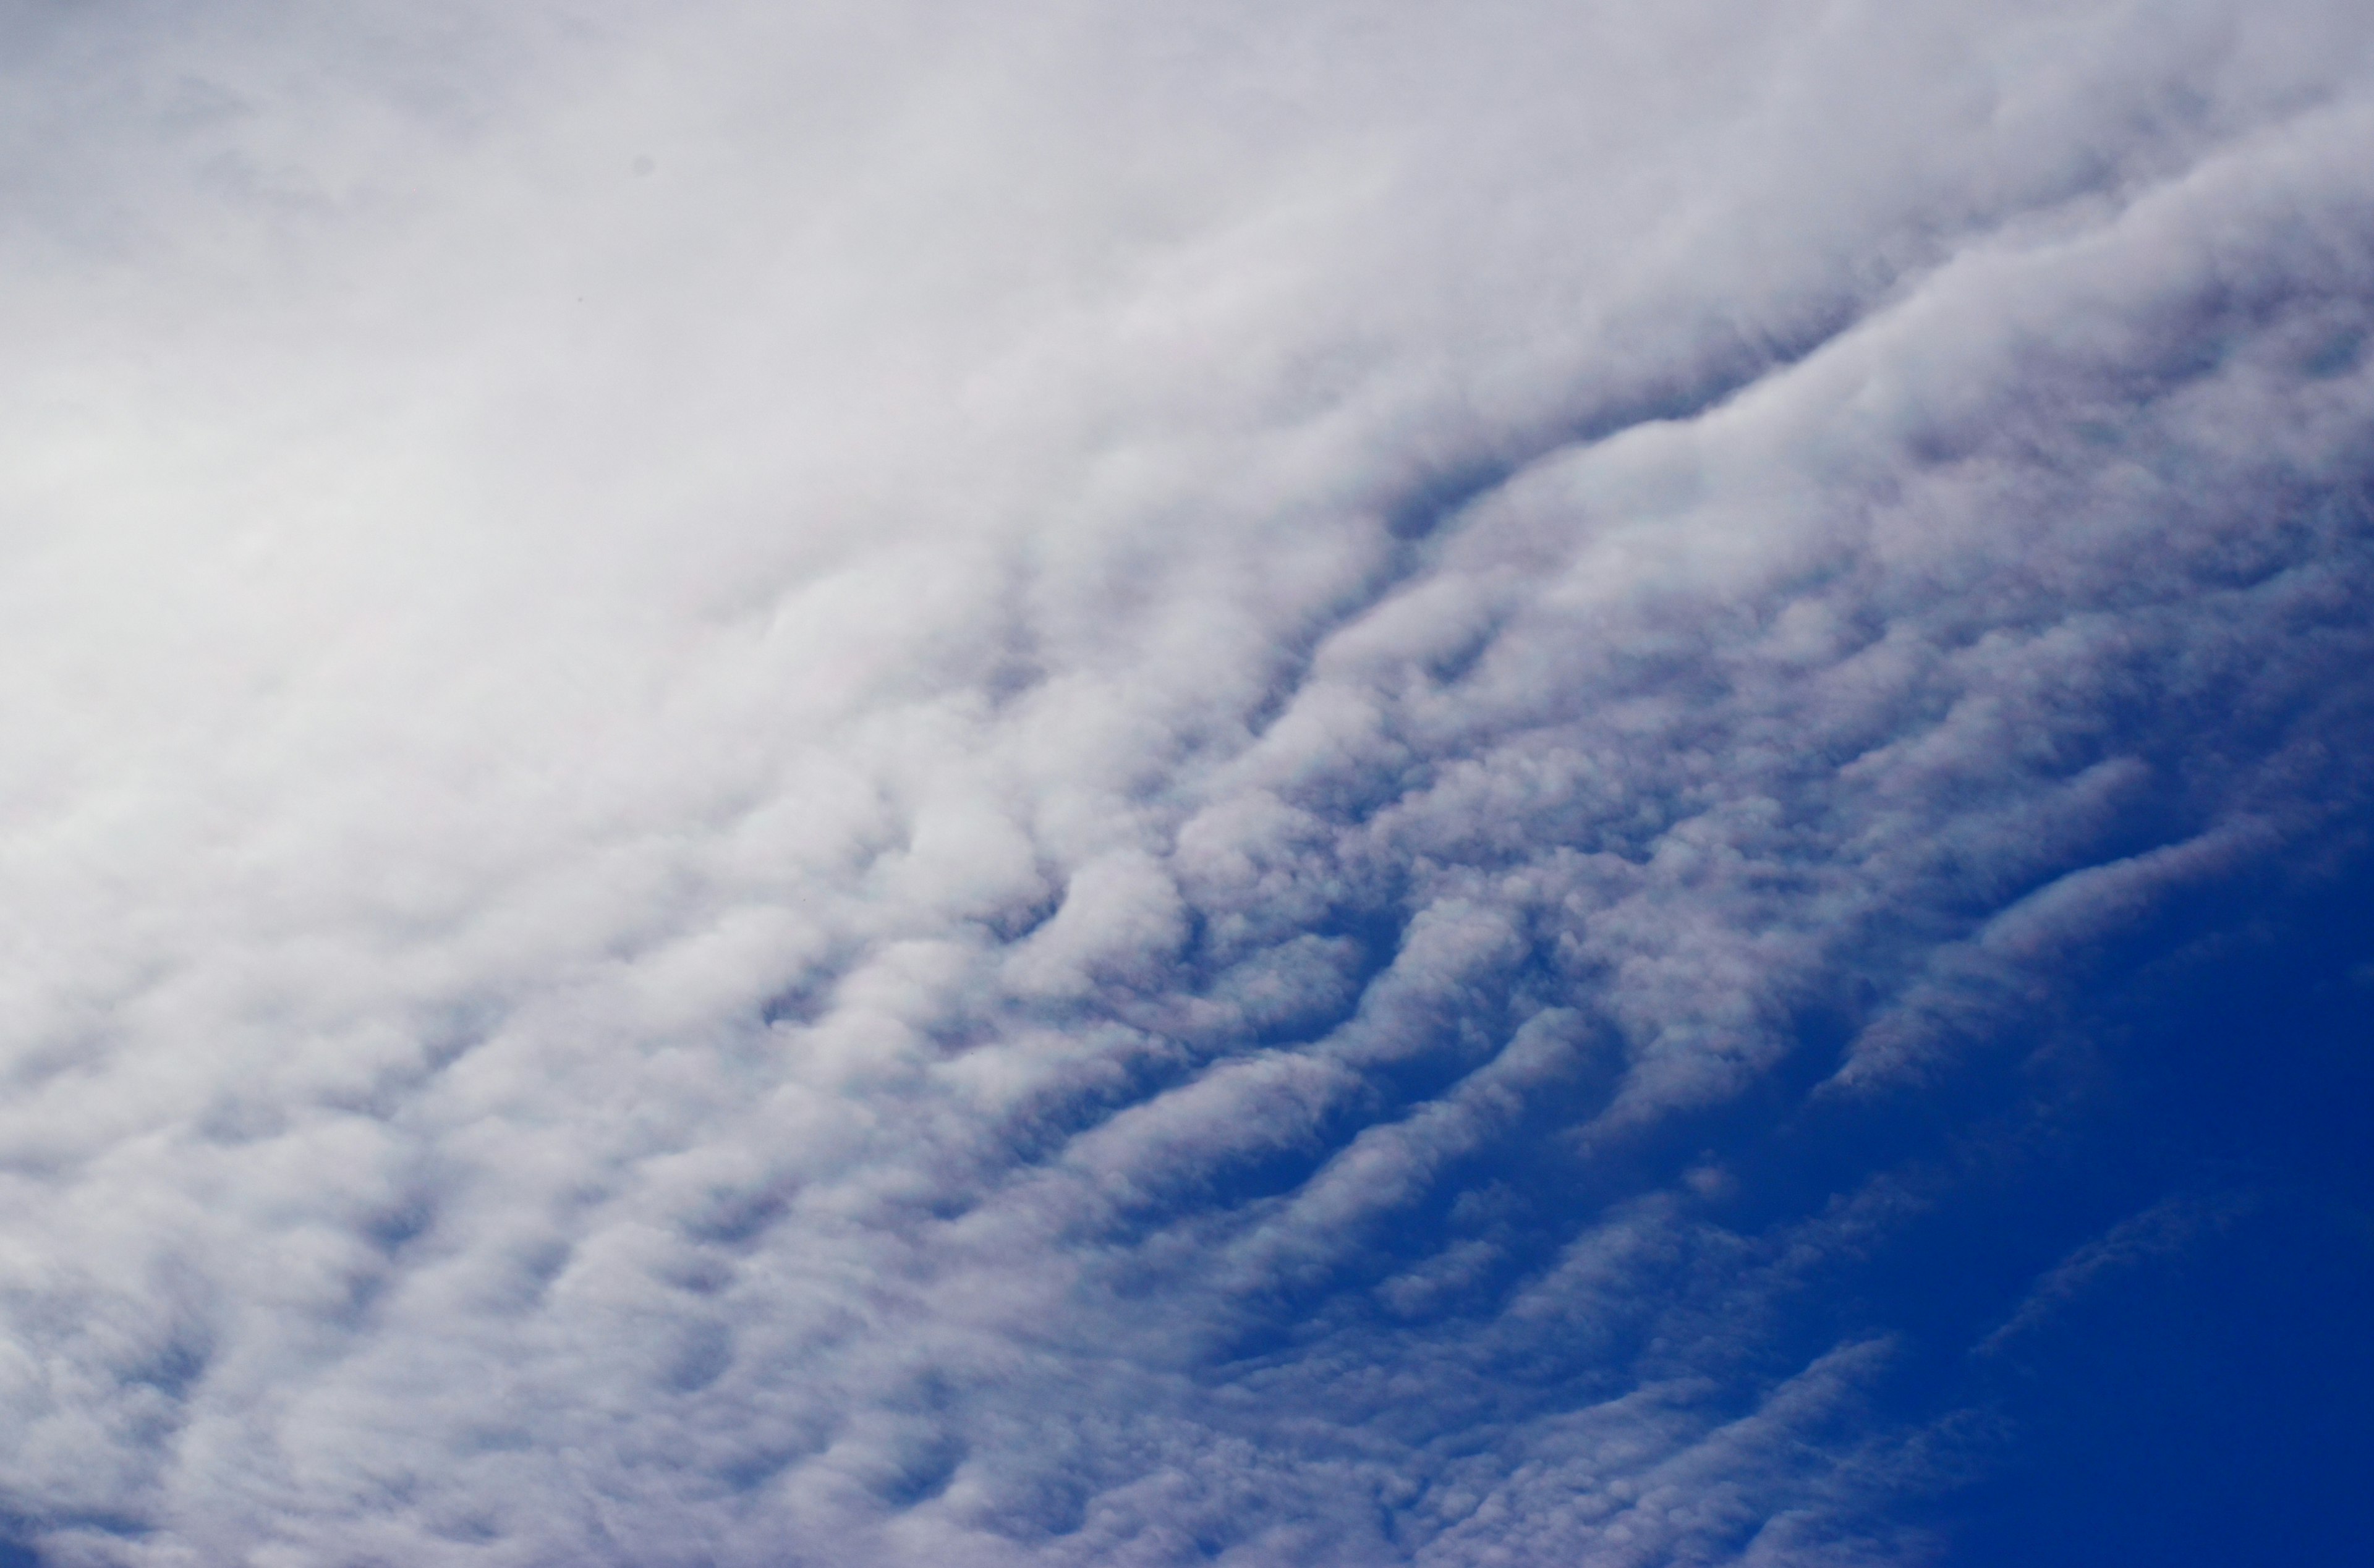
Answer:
xmin=2 ymin=2 xmax=2372 ymax=1564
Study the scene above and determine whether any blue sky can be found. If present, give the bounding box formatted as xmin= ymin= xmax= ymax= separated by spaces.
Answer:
xmin=1 ymin=2 xmax=2371 ymax=1564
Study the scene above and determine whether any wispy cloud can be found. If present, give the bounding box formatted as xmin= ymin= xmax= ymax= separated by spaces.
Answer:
xmin=1973 ymin=1192 xmax=2258 ymax=1358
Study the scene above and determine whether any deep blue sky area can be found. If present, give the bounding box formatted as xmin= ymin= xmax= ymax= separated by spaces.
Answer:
xmin=1921 ymin=853 xmax=2374 ymax=1566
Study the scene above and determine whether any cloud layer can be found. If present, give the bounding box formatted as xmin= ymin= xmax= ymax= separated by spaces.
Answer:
xmin=4 ymin=2 xmax=2373 ymax=1563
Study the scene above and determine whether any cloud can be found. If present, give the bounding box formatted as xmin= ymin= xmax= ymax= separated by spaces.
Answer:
xmin=1 ymin=1 xmax=2372 ymax=1563
xmin=1973 ymin=1192 xmax=2258 ymax=1358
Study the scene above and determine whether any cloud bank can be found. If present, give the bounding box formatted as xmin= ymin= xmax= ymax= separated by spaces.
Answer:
xmin=2 ymin=2 xmax=2372 ymax=1563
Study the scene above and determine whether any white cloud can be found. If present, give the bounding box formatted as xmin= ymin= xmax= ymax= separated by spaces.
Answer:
xmin=2 ymin=1 xmax=2372 ymax=1562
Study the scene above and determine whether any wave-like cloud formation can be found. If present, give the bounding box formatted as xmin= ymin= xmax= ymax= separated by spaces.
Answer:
xmin=4 ymin=2 xmax=2372 ymax=1563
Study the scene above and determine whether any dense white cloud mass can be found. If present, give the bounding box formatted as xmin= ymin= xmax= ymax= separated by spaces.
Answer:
xmin=3 ymin=1 xmax=2373 ymax=1563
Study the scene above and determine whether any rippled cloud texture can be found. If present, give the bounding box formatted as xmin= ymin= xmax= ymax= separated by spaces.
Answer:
xmin=5 ymin=2 xmax=2374 ymax=1564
